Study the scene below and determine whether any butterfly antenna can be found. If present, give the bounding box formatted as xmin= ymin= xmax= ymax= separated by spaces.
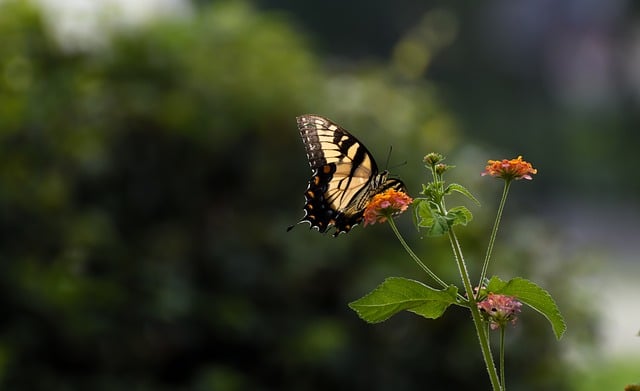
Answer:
xmin=384 ymin=145 xmax=393 ymax=171
xmin=385 ymin=145 xmax=407 ymax=171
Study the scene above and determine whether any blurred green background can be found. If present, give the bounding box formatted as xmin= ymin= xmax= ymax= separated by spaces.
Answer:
xmin=1 ymin=0 xmax=638 ymax=390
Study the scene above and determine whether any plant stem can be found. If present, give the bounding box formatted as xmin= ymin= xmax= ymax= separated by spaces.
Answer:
xmin=448 ymin=229 xmax=502 ymax=391
xmin=388 ymin=218 xmax=449 ymax=290
xmin=477 ymin=180 xmax=511 ymax=292
xmin=500 ymin=326 xmax=506 ymax=390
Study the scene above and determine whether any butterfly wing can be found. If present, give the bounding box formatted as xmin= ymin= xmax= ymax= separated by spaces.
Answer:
xmin=289 ymin=114 xmax=395 ymax=236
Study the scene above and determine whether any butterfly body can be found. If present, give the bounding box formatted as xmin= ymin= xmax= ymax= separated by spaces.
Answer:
xmin=289 ymin=114 xmax=406 ymax=236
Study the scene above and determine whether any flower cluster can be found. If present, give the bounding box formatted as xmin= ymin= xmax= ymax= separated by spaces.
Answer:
xmin=482 ymin=156 xmax=537 ymax=181
xmin=477 ymin=293 xmax=522 ymax=330
xmin=423 ymin=152 xmax=444 ymax=166
xmin=363 ymin=188 xmax=413 ymax=226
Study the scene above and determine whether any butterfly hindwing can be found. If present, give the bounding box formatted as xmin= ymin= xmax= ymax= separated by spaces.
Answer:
xmin=289 ymin=114 xmax=406 ymax=236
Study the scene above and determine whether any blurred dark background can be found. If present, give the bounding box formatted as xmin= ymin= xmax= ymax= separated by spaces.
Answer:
xmin=1 ymin=0 xmax=638 ymax=390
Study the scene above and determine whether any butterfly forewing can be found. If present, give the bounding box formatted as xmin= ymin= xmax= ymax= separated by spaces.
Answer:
xmin=297 ymin=115 xmax=377 ymax=170
xmin=298 ymin=114 xmax=377 ymax=210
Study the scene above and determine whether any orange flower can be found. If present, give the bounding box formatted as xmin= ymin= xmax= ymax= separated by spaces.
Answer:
xmin=363 ymin=188 xmax=413 ymax=226
xmin=482 ymin=156 xmax=537 ymax=181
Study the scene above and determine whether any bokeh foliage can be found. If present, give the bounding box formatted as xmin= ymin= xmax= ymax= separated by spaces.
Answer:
xmin=0 ymin=1 xmax=593 ymax=390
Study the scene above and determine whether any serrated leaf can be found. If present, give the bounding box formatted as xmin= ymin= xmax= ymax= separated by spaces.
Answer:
xmin=445 ymin=183 xmax=481 ymax=206
xmin=421 ymin=181 xmax=444 ymax=200
xmin=414 ymin=199 xmax=449 ymax=236
xmin=448 ymin=206 xmax=473 ymax=226
xmin=427 ymin=214 xmax=449 ymax=236
xmin=349 ymin=277 xmax=458 ymax=323
xmin=415 ymin=199 xmax=431 ymax=226
xmin=487 ymin=276 xmax=566 ymax=339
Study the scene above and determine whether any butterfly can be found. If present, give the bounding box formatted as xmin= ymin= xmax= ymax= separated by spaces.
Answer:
xmin=288 ymin=114 xmax=406 ymax=237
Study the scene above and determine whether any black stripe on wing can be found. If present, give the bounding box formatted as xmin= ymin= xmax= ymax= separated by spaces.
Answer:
xmin=296 ymin=114 xmax=379 ymax=174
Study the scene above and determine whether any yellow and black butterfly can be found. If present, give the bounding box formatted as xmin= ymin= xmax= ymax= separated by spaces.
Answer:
xmin=288 ymin=114 xmax=406 ymax=236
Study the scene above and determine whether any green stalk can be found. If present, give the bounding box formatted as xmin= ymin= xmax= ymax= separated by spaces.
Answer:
xmin=477 ymin=180 xmax=511 ymax=292
xmin=500 ymin=326 xmax=506 ymax=390
xmin=448 ymin=229 xmax=502 ymax=391
xmin=388 ymin=217 xmax=449 ymax=290
xmin=428 ymin=157 xmax=500 ymax=388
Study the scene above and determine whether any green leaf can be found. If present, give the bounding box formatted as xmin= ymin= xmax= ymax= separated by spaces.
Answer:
xmin=349 ymin=277 xmax=458 ymax=323
xmin=445 ymin=183 xmax=481 ymax=206
xmin=447 ymin=206 xmax=473 ymax=226
xmin=414 ymin=199 xmax=449 ymax=236
xmin=428 ymin=214 xmax=449 ymax=236
xmin=487 ymin=276 xmax=566 ymax=340
xmin=414 ymin=198 xmax=431 ymax=226
xmin=421 ymin=182 xmax=443 ymax=200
